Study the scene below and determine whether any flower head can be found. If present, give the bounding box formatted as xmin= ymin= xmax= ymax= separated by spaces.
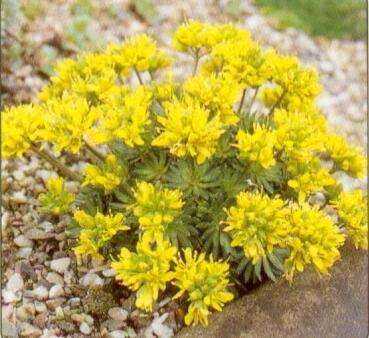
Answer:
xmin=235 ymin=125 xmax=276 ymax=169
xmin=2 ymin=104 xmax=44 ymax=158
xmin=152 ymin=96 xmax=224 ymax=164
xmin=73 ymin=210 xmax=128 ymax=258
xmin=325 ymin=134 xmax=366 ymax=178
xmin=224 ymin=192 xmax=290 ymax=263
xmin=83 ymin=154 xmax=127 ymax=192
xmin=38 ymin=177 xmax=74 ymax=215
xmin=333 ymin=190 xmax=368 ymax=250
xmin=172 ymin=248 xmax=233 ymax=326
xmin=132 ymin=181 xmax=183 ymax=233
xmin=41 ymin=96 xmax=100 ymax=154
xmin=89 ymin=86 xmax=152 ymax=147
xmin=112 ymin=232 xmax=177 ymax=311
xmin=284 ymin=203 xmax=345 ymax=280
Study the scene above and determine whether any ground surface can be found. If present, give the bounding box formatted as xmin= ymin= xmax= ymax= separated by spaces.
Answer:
xmin=1 ymin=1 xmax=367 ymax=337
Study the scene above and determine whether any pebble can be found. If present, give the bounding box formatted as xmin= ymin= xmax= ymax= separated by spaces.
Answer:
xmin=110 ymin=330 xmax=128 ymax=338
xmin=109 ymin=307 xmax=129 ymax=321
xmin=7 ymin=273 xmax=24 ymax=292
xmin=35 ymin=301 xmax=48 ymax=313
xmin=17 ymin=303 xmax=36 ymax=321
xmin=20 ymin=323 xmax=42 ymax=337
xmin=103 ymin=268 xmax=117 ymax=277
xmin=46 ymin=272 xmax=64 ymax=285
xmin=24 ymin=228 xmax=54 ymax=240
xmin=79 ymin=322 xmax=92 ymax=335
xmin=80 ymin=272 xmax=104 ymax=287
xmin=17 ymin=247 xmax=33 ymax=259
xmin=49 ymin=284 xmax=64 ymax=298
xmin=14 ymin=234 xmax=33 ymax=247
xmin=33 ymin=286 xmax=49 ymax=300
xmin=50 ymin=257 xmax=71 ymax=274
xmin=3 ymin=290 xmax=19 ymax=303
xmin=11 ymin=191 xmax=27 ymax=203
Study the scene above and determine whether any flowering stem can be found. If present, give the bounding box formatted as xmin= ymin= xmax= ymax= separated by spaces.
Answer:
xmin=269 ymin=89 xmax=287 ymax=116
xmin=134 ymin=68 xmax=144 ymax=85
xmin=28 ymin=143 xmax=83 ymax=182
xmin=237 ymin=89 xmax=247 ymax=115
xmin=248 ymin=87 xmax=259 ymax=114
xmin=83 ymin=140 xmax=106 ymax=162
xmin=192 ymin=49 xmax=200 ymax=76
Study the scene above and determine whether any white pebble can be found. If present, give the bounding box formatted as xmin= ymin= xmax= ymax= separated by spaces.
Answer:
xmin=49 ymin=285 xmax=64 ymax=298
xmin=13 ymin=170 xmax=25 ymax=180
xmin=11 ymin=191 xmax=27 ymax=203
xmin=2 ymin=290 xmax=18 ymax=303
xmin=16 ymin=247 xmax=33 ymax=259
xmin=14 ymin=235 xmax=33 ymax=247
xmin=110 ymin=330 xmax=127 ymax=338
xmin=102 ymin=268 xmax=117 ymax=277
xmin=50 ymin=257 xmax=71 ymax=274
xmin=108 ymin=307 xmax=128 ymax=322
xmin=79 ymin=322 xmax=92 ymax=335
xmin=46 ymin=272 xmax=64 ymax=285
xmin=6 ymin=273 xmax=24 ymax=292
xmin=33 ymin=286 xmax=49 ymax=300
xmin=80 ymin=273 xmax=104 ymax=287
xmin=1 ymin=211 xmax=9 ymax=231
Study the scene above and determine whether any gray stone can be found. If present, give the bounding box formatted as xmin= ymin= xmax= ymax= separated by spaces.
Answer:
xmin=176 ymin=244 xmax=368 ymax=338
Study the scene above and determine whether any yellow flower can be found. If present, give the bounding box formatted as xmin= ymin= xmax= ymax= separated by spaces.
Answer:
xmin=325 ymin=134 xmax=366 ymax=178
xmin=38 ymin=177 xmax=74 ymax=215
xmin=235 ymin=125 xmax=276 ymax=169
xmin=287 ymin=157 xmax=335 ymax=203
xmin=267 ymin=52 xmax=321 ymax=99
xmin=41 ymin=96 xmax=100 ymax=154
xmin=284 ymin=203 xmax=345 ymax=280
xmin=131 ymin=181 xmax=183 ymax=233
xmin=172 ymin=248 xmax=233 ymax=326
xmin=1 ymin=104 xmax=44 ymax=158
xmin=83 ymin=154 xmax=127 ymax=192
xmin=333 ymin=190 xmax=368 ymax=250
xmin=112 ymin=232 xmax=177 ymax=311
xmin=89 ymin=86 xmax=152 ymax=147
xmin=224 ymin=192 xmax=290 ymax=263
xmin=39 ymin=53 xmax=117 ymax=104
xmin=108 ymin=34 xmax=172 ymax=74
xmin=274 ymin=108 xmax=327 ymax=162
xmin=184 ymin=74 xmax=241 ymax=125
xmin=152 ymin=96 xmax=224 ymax=164
xmin=73 ymin=210 xmax=129 ymax=258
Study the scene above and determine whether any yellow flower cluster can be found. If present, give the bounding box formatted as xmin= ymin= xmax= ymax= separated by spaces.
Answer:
xmin=112 ymin=232 xmax=177 ymax=311
xmin=89 ymin=86 xmax=152 ymax=147
xmin=152 ymin=97 xmax=224 ymax=164
xmin=2 ymin=104 xmax=44 ymax=158
xmin=38 ymin=177 xmax=74 ymax=215
xmin=83 ymin=154 xmax=127 ymax=192
xmin=235 ymin=125 xmax=276 ymax=169
xmin=41 ymin=96 xmax=99 ymax=154
xmin=39 ymin=53 xmax=117 ymax=103
xmin=172 ymin=249 xmax=233 ymax=326
xmin=183 ymin=74 xmax=241 ymax=125
xmin=284 ymin=203 xmax=345 ymax=280
xmin=225 ymin=191 xmax=346 ymax=280
xmin=73 ymin=210 xmax=129 ymax=258
xmin=131 ymin=181 xmax=183 ymax=234
xmin=108 ymin=34 xmax=172 ymax=75
xmin=325 ymin=134 xmax=366 ymax=178
xmin=334 ymin=190 xmax=368 ymax=250
xmin=224 ymin=192 xmax=289 ymax=263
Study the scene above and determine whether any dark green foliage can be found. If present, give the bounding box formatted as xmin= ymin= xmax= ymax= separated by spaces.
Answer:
xmin=164 ymin=158 xmax=222 ymax=199
xmin=134 ymin=151 xmax=169 ymax=182
xmin=233 ymin=247 xmax=290 ymax=284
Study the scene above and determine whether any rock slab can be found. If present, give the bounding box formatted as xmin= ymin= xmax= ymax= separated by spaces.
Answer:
xmin=176 ymin=244 xmax=368 ymax=338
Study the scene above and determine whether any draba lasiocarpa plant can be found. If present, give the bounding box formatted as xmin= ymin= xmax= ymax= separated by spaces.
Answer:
xmin=2 ymin=21 xmax=367 ymax=326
